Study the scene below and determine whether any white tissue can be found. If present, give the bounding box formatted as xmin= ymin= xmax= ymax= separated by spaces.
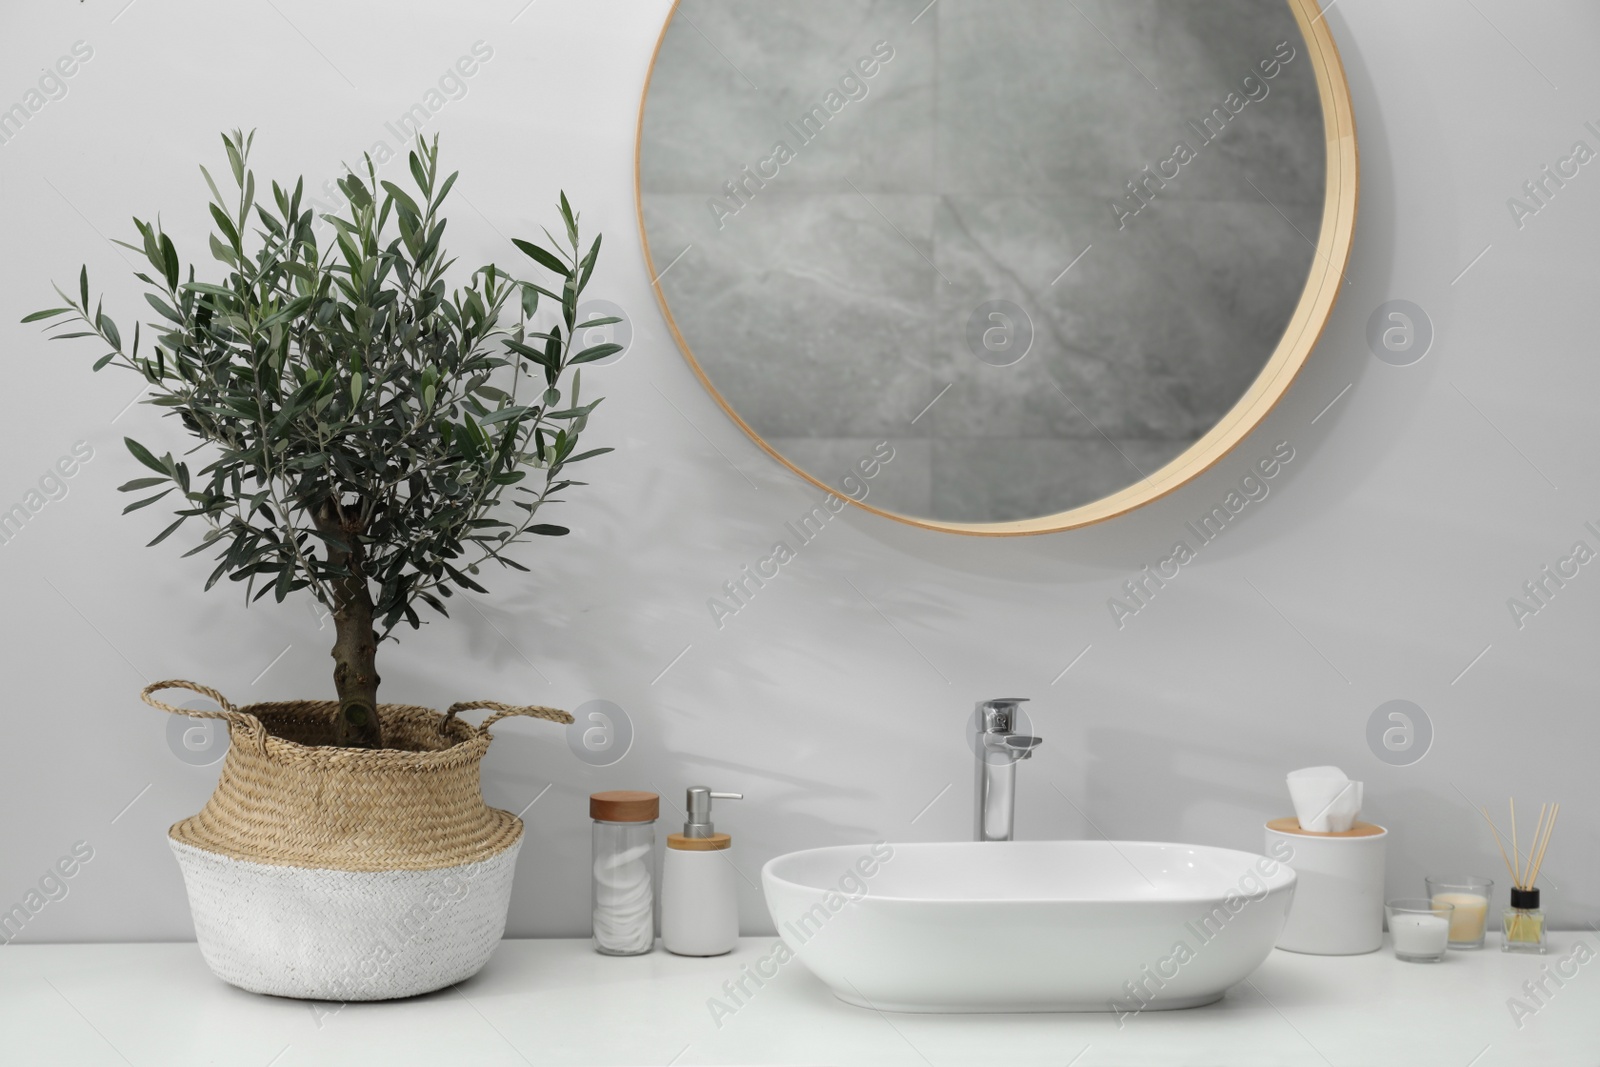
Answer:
xmin=1287 ymin=765 xmax=1363 ymax=832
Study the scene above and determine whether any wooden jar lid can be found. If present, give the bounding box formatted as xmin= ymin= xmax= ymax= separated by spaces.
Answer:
xmin=668 ymin=832 xmax=731 ymax=851
xmin=590 ymin=791 xmax=659 ymax=822
xmin=1266 ymin=816 xmax=1386 ymax=838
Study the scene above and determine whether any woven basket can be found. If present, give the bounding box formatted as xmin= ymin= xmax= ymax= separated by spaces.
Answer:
xmin=142 ymin=680 xmax=572 ymax=1001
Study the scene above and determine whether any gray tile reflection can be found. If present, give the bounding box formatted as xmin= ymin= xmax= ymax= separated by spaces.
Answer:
xmin=643 ymin=192 xmax=938 ymax=438
xmin=925 ymin=195 xmax=1319 ymax=441
xmin=640 ymin=0 xmax=1325 ymax=524
xmin=931 ymin=438 xmax=1194 ymax=522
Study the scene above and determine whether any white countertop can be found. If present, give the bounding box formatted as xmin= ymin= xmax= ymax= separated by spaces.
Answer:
xmin=1 ymin=934 xmax=1594 ymax=1066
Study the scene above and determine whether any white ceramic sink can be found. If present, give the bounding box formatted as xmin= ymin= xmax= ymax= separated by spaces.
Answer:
xmin=761 ymin=840 xmax=1296 ymax=1014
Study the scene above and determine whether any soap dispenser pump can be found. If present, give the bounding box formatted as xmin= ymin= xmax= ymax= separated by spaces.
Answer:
xmin=661 ymin=786 xmax=743 ymax=956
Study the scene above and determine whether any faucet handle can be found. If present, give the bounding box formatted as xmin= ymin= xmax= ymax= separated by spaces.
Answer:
xmin=980 ymin=697 xmax=1030 ymax=732
xmin=1000 ymin=735 xmax=1043 ymax=759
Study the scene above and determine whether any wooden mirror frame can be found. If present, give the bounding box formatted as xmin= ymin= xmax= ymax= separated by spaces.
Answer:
xmin=636 ymin=0 xmax=1357 ymax=536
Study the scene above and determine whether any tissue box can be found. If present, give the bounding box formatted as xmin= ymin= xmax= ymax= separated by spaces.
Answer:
xmin=1266 ymin=817 xmax=1387 ymax=955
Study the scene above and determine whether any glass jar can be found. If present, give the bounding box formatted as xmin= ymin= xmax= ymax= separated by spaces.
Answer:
xmin=590 ymin=791 xmax=659 ymax=956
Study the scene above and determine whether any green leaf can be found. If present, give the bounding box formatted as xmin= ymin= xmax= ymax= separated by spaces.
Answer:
xmin=181 ymin=282 xmax=236 ymax=298
xmin=444 ymin=564 xmax=488 ymax=594
xmin=208 ymin=232 xmax=237 ymax=266
xmin=570 ymin=343 xmax=622 ymax=365
xmin=479 ymin=405 xmax=532 ymax=426
xmin=199 ymin=163 xmax=226 ymax=210
xmin=79 ymin=265 xmax=89 ymax=309
xmin=208 ymin=203 xmax=240 ymax=250
xmin=435 ymin=170 xmax=458 ymax=205
xmin=223 ymin=132 xmax=245 ymax=185
xmin=559 ymin=190 xmax=578 ymax=247
xmin=144 ymin=293 xmax=183 ymax=323
xmin=182 ymin=531 xmax=226 ymax=558
xmin=117 ymin=477 xmax=168 ymax=492
xmin=408 ymin=150 xmax=429 ymax=195
xmin=123 ymin=488 xmax=175 ymax=513
xmin=505 ymin=338 xmax=555 ymax=370
xmin=351 ymin=371 xmax=363 ymax=404
xmin=204 ymin=557 xmax=232 ymax=592
xmin=380 ymin=180 xmax=422 ymax=220
xmin=21 ymin=307 xmax=73 ymax=323
xmin=529 ymin=524 xmax=569 ymax=536
xmin=577 ymin=233 xmax=602 ymax=292
xmin=159 ymin=233 xmax=180 ymax=290
xmin=511 ymin=238 xmax=570 ymax=277
xmin=147 ymin=517 xmax=187 ymax=547
xmin=124 ymin=437 xmax=168 ymax=475
xmin=546 ymin=400 xmax=600 ymax=419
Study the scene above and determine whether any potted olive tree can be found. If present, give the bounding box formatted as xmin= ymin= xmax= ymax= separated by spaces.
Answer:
xmin=25 ymin=131 xmax=619 ymax=1000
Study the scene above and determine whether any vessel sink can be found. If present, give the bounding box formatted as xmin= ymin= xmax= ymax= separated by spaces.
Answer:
xmin=761 ymin=840 xmax=1296 ymax=1014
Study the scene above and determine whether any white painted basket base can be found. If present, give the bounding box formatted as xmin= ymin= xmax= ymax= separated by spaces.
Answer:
xmin=170 ymin=837 xmax=521 ymax=1001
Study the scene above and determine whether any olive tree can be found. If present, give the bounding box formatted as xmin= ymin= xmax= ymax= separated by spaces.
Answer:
xmin=25 ymin=131 xmax=618 ymax=747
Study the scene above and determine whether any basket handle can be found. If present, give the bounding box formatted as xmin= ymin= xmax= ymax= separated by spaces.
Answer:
xmin=140 ymin=680 xmax=267 ymax=751
xmin=442 ymin=700 xmax=574 ymax=736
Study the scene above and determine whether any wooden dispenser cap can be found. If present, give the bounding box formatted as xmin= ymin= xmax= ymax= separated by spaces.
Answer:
xmin=668 ymin=833 xmax=731 ymax=851
xmin=590 ymin=791 xmax=659 ymax=822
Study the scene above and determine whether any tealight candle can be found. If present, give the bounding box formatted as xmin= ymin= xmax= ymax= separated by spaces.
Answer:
xmin=1426 ymin=877 xmax=1494 ymax=949
xmin=1387 ymin=899 xmax=1453 ymax=963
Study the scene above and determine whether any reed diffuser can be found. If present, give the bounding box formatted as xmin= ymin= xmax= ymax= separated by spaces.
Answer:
xmin=1480 ymin=800 xmax=1559 ymax=954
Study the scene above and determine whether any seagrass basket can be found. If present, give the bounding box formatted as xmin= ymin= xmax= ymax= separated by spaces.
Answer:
xmin=141 ymin=680 xmax=572 ymax=1001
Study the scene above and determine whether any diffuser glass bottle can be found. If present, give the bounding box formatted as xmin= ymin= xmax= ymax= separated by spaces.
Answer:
xmin=1504 ymin=887 xmax=1547 ymax=954
xmin=1482 ymin=799 xmax=1557 ymax=955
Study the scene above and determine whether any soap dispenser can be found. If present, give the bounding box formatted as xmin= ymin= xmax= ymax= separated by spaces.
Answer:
xmin=661 ymin=786 xmax=743 ymax=956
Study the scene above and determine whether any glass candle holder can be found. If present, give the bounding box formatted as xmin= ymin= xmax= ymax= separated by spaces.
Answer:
xmin=1387 ymin=898 xmax=1453 ymax=963
xmin=1425 ymin=876 xmax=1493 ymax=949
xmin=1503 ymin=887 xmax=1547 ymax=954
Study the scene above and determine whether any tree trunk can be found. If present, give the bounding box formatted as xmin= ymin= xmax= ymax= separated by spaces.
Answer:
xmin=330 ymin=578 xmax=383 ymax=748
xmin=317 ymin=499 xmax=383 ymax=748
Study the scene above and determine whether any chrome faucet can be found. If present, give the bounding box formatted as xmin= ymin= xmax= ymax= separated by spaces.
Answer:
xmin=975 ymin=698 xmax=1043 ymax=842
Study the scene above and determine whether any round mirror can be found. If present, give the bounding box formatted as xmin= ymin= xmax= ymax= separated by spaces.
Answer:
xmin=637 ymin=0 xmax=1355 ymax=534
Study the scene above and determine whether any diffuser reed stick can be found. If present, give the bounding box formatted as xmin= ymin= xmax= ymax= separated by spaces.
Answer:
xmin=1480 ymin=806 xmax=1513 ymax=880
xmin=1529 ymin=804 xmax=1559 ymax=887
xmin=1480 ymin=799 xmax=1559 ymax=952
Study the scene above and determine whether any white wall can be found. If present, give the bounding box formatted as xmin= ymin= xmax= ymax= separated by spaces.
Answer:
xmin=1 ymin=0 xmax=1597 ymax=943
